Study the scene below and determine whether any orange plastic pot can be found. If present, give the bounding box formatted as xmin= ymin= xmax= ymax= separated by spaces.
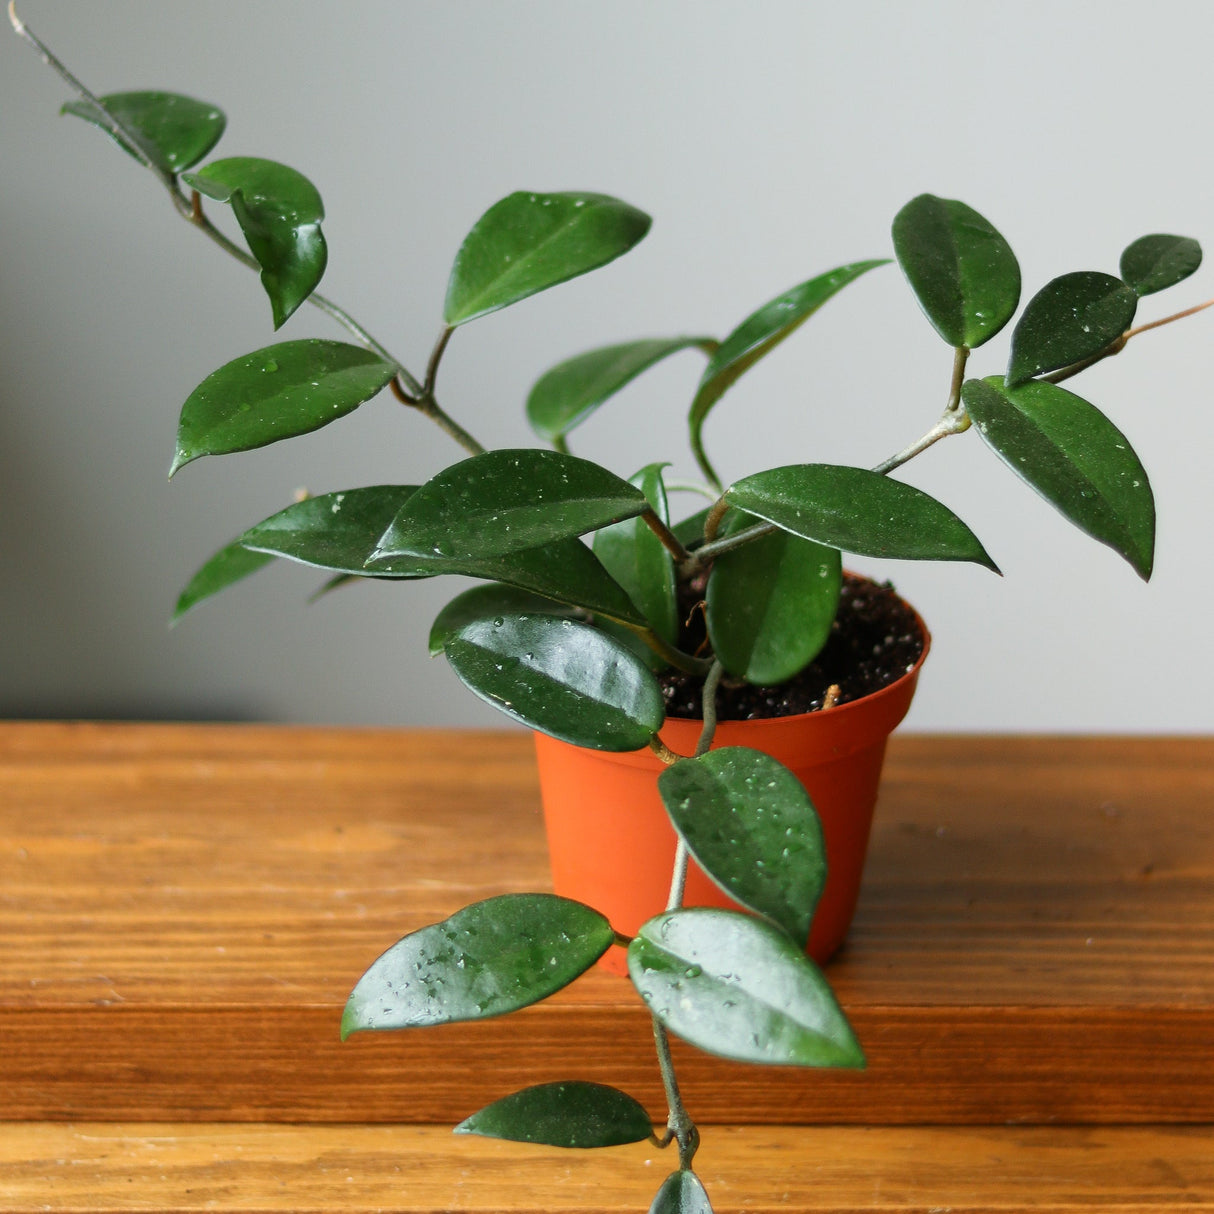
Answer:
xmin=535 ymin=606 xmax=928 ymax=975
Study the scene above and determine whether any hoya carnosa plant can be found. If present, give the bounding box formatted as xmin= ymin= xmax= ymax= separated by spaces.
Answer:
xmin=15 ymin=6 xmax=1210 ymax=1210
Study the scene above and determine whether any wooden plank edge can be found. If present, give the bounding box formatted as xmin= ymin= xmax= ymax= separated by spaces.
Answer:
xmin=2 ymin=1003 xmax=1212 ymax=1126
xmin=1 ymin=1123 xmax=1212 ymax=1213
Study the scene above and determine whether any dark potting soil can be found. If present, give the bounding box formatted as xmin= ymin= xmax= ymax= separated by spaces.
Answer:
xmin=659 ymin=573 xmax=926 ymax=720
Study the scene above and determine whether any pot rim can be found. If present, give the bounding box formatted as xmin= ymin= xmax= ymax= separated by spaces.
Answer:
xmin=533 ymin=579 xmax=931 ymax=770
xmin=665 ymin=589 xmax=931 ymax=735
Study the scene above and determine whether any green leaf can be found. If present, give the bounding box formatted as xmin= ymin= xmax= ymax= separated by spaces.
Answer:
xmin=172 ymin=539 xmax=275 ymax=623
xmin=527 ymin=338 xmax=714 ymax=445
xmin=628 ymin=908 xmax=864 ymax=1068
xmin=658 ymin=748 xmax=826 ymax=947
xmin=369 ymin=538 xmax=646 ymax=626
xmin=429 ymin=583 xmax=574 ymax=656
xmin=443 ymin=612 xmax=665 ymax=750
xmin=1120 ymin=234 xmax=1202 ymax=296
xmin=961 ymin=376 xmax=1155 ymax=579
xmin=171 ymin=340 xmax=397 ymax=475
xmin=62 ymin=91 xmax=225 ymax=174
xmin=1007 ymin=271 xmax=1137 ymax=386
xmin=705 ymin=511 xmax=841 ymax=683
xmin=372 ymin=449 xmax=649 ymax=563
xmin=342 ymin=894 xmax=613 ymax=1039
xmin=443 ymin=542 xmax=647 ymax=625
xmin=455 ymin=1082 xmax=653 ymax=1149
xmin=726 ymin=464 xmax=998 ymax=571
xmin=183 ymin=156 xmax=327 ymax=327
xmin=689 ymin=262 xmax=888 ymax=481
xmin=891 ymin=194 xmax=1021 ymax=349
xmin=649 ymin=1171 xmax=713 ymax=1214
xmin=593 ymin=464 xmax=678 ymax=643
xmin=238 ymin=486 xmax=423 ymax=574
xmin=444 ymin=191 xmax=652 ymax=327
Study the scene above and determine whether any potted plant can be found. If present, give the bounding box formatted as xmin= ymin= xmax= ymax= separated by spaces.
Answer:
xmin=14 ymin=7 xmax=1210 ymax=1210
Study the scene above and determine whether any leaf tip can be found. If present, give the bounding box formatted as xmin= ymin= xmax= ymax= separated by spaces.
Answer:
xmin=338 ymin=1004 xmax=362 ymax=1043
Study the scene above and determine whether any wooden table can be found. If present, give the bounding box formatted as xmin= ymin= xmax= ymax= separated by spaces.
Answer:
xmin=1 ymin=723 xmax=1211 ymax=1211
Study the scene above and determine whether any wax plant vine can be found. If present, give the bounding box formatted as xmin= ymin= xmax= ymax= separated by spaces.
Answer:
xmin=15 ymin=6 xmax=1210 ymax=1210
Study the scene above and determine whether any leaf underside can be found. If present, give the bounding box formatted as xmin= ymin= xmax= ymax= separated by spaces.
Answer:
xmin=628 ymin=908 xmax=864 ymax=1068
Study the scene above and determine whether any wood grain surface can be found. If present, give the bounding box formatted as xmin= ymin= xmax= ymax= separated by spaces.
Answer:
xmin=2 ymin=723 xmax=1212 ymax=1125
xmin=1 ymin=1122 xmax=1212 ymax=1212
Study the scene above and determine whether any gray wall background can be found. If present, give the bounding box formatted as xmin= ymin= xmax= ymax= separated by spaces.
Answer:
xmin=2 ymin=1 xmax=1211 ymax=731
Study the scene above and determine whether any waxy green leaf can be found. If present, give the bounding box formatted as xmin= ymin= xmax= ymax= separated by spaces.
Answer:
xmin=658 ymin=748 xmax=826 ymax=947
xmin=437 ymin=542 xmax=646 ymax=625
xmin=239 ymin=486 xmax=421 ymax=574
xmin=455 ymin=1082 xmax=653 ymax=1149
xmin=63 ymin=90 xmax=225 ymax=174
xmin=628 ymin=909 xmax=864 ymax=1068
xmin=184 ymin=156 xmax=327 ymax=327
xmin=961 ymin=376 xmax=1155 ymax=579
xmin=171 ymin=340 xmax=397 ymax=475
xmin=726 ymin=464 xmax=998 ymax=571
xmin=172 ymin=539 xmax=275 ymax=622
xmin=1007 ymin=271 xmax=1137 ymax=386
xmin=372 ymin=449 xmax=649 ymax=563
xmin=527 ymin=338 xmax=714 ymax=445
xmin=429 ymin=583 xmax=574 ymax=656
xmin=376 ymin=538 xmax=645 ymax=626
xmin=705 ymin=511 xmax=841 ymax=684
xmin=649 ymin=1171 xmax=713 ymax=1214
xmin=444 ymin=192 xmax=652 ymax=326
xmin=1120 ymin=234 xmax=1202 ymax=296
xmin=593 ymin=464 xmax=678 ymax=643
xmin=342 ymin=894 xmax=613 ymax=1039
xmin=444 ymin=612 xmax=665 ymax=750
xmin=689 ymin=262 xmax=888 ymax=481
xmin=892 ymin=194 xmax=1020 ymax=349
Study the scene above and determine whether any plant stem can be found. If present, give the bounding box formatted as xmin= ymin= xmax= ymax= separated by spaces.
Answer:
xmin=1045 ymin=296 xmax=1214 ymax=385
xmin=686 ymin=349 xmax=975 ymax=572
xmin=701 ymin=496 xmax=730 ymax=545
xmin=1125 ymin=295 xmax=1214 ymax=337
xmin=681 ymin=519 xmax=776 ymax=574
xmin=642 ymin=510 xmax=692 ymax=564
xmin=11 ymin=3 xmax=494 ymax=456
xmin=651 ymin=1019 xmax=700 ymax=1169
xmin=694 ymin=658 xmax=724 ymax=758
xmin=871 ymin=408 xmax=970 ymax=474
xmin=629 ymin=625 xmax=712 ymax=677
xmin=648 ymin=736 xmax=681 ymax=766
xmin=1041 ymin=337 xmax=1127 ymax=385
xmin=10 ymin=2 xmax=168 ymax=181
xmin=872 ymin=346 xmax=970 ymax=475
xmin=650 ymin=659 xmax=721 ymax=1173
